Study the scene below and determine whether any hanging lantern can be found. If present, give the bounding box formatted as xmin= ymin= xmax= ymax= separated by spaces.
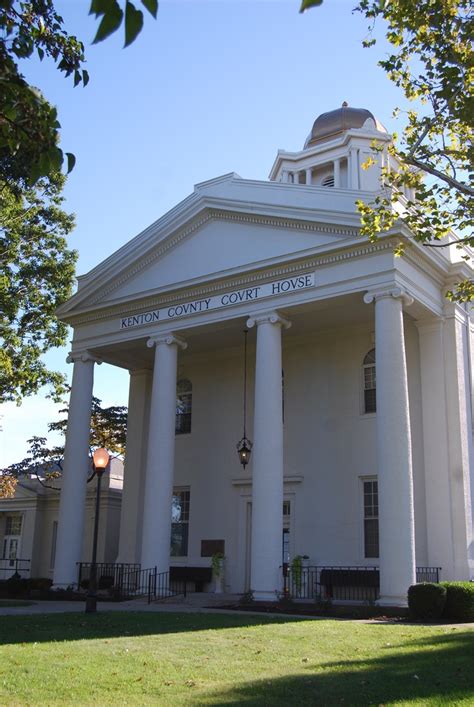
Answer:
xmin=236 ymin=329 xmax=252 ymax=469
xmin=236 ymin=436 xmax=252 ymax=468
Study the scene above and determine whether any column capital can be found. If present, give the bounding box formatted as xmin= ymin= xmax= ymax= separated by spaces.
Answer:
xmin=247 ymin=311 xmax=291 ymax=330
xmin=66 ymin=350 xmax=102 ymax=365
xmin=363 ymin=286 xmax=414 ymax=307
xmin=147 ymin=333 xmax=187 ymax=350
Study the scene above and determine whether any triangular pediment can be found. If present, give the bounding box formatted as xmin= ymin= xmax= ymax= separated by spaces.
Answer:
xmin=59 ymin=174 xmax=361 ymax=316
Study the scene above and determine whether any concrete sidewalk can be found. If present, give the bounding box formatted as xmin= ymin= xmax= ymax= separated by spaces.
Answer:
xmin=0 ymin=592 xmax=253 ymax=616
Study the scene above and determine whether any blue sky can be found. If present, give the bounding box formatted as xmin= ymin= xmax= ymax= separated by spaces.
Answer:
xmin=2 ymin=0 xmax=404 ymax=465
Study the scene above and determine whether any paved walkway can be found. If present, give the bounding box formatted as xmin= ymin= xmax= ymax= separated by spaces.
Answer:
xmin=0 ymin=592 xmax=293 ymax=617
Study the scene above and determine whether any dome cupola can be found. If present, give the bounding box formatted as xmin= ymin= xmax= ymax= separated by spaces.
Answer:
xmin=304 ymin=102 xmax=387 ymax=149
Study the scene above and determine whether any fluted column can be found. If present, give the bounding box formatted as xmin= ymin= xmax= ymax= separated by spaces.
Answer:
xmin=53 ymin=352 xmax=98 ymax=587
xmin=247 ymin=311 xmax=290 ymax=601
xmin=141 ymin=334 xmax=187 ymax=571
xmin=306 ymin=168 xmax=312 ymax=185
xmin=293 ymin=172 xmax=299 ymax=184
xmin=364 ymin=287 xmax=416 ymax=604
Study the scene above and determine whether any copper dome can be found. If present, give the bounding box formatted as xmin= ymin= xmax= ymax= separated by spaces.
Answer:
xmin=304 ymin=103 xmax=386 ymax=149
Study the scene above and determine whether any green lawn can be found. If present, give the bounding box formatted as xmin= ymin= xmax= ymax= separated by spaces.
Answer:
xmin=0 ymin=612 xmax=472 ymax=705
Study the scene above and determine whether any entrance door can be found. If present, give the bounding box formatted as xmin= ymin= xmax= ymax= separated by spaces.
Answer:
xmin=2 ymin=536 xmax=20 ymax=578
xmin=244 ymin=502 xmax=252 ymax=592
xmin=244 ymin=500 xmax=292 ymax=593
xmin=2 ymin=515 xmax=23 ymax=579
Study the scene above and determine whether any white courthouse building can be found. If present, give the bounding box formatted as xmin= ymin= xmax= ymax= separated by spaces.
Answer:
xmin=53 ymin=105 xmax=474 ymax=604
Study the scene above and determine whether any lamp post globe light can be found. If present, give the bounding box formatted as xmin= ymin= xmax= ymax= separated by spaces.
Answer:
xmin=85 ymin=447 xmax=110 ymax=614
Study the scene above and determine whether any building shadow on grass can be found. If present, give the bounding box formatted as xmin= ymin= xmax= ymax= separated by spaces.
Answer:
xmin=0 ymin=611 xmax=305 ymax=645
xmin=208 ymin=631 xmax=474 ymax=706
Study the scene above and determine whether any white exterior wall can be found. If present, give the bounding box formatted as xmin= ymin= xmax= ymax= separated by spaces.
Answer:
xmin=136 ymin=322 xmax=428 ymax=593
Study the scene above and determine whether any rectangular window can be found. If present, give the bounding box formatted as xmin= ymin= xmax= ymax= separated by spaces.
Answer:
xmin=364 ymin=366 xmax=376 ymax=413
xmin=363 ymin=480 xmax=379 ymax=558
xmin=5 ymin=516 xmax=22 ymax=536
xmin=171 ymin=488 xmax=190 ymax=557
xmin=50 ymin=521 xmax=58 ymax=569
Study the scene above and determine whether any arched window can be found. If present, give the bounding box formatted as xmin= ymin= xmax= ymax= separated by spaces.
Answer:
xmin=176 ymin=379 xmax=192 ymax=434
xmin=363 ymin=349 xmax=376 ymax=414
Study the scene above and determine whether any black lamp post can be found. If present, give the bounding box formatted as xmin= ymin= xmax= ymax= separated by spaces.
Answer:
xmin=85 ymin=447 xmax=110 ymax=614
xmin=236 ymin=329 xmax=252 ymax=468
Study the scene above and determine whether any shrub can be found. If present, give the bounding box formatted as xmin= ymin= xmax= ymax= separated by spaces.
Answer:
xmin=407 ymin=583 xmax=447 ymax=619
xmin=5 ymin=574 xmax=29 ymax=597
xmin=441 ymin=582 xmax=474 ymax=622
xmin=27 ymin=577 xmax=53 ymax=592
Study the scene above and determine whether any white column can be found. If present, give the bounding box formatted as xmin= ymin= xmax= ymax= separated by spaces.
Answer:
xmin=364 ymin=287 xmax=416 ymax=604
xmin=349 ymin=148 xmax=359 ymax=189
xmin=281 ymin=170 xmax=289 ymax=183
xmin=333 ymin=158 xmax=341 ymax=188
xmin=293 ymin=172 xmax=299 ymax=184
xmin=53 ymin=352 xmax=97 ymax=587
xmin=416 ymin=318 xmax=455 ymax=577
xmin=116 ymin=369 xmax=152 ymax=564
xmin=141 ymin=334 xmax=186 ymax=571
xmin=305 ymin=168 xmax=312 ymax=185
xmin=247 ymin=311 xmax=290 ymax=601
xmin=443 ymin=303 xmax=473 ymax=579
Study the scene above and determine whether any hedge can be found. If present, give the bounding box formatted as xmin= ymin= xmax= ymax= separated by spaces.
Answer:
xmin=407 ymin=583 xmax=447 ymax=620
xmin=441 ymin=582 xmax=474 ymax=622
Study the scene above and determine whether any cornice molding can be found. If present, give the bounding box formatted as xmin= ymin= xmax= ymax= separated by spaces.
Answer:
xmin=67 ymin=238 xmax=397 ymax=327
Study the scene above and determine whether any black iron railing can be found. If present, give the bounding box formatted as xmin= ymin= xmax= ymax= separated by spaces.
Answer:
xmin=282 ymin=565 xmax=442 ymax=602
xmin=77 ymin=562 xmax=186 ymax=602
xmin=78 ymin=562 xmax=140 ymax=591
xmin=0 ymin=558 xmax=31 ymax=580
xmin=146 ymin=567 xmax=187 ymax=603
xmin=416 ymin=566 xmax=441 ymax=583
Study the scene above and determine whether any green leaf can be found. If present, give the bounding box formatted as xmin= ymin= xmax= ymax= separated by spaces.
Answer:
xmin=124 ymin=2 xmax=144 ymax=47
xmin=82 ymin=70 xmax=90 ymax=87
xmin=73 ymin=70 xmax=81 ymax=87
xmin=65 ymin=153 xmax=76 ymax=174
xmin=141 ymin=0 xmax=158 ymax=18
xmin=299 ymin=0 xmax=323 ymax=13
xmin=89 ymin=0 xmax=114 ymax=17
xmin=92 ymin=1 xmax=123 ymax=44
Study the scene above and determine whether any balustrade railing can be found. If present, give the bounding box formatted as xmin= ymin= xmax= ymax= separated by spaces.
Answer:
xmin=282 ymin=565 xmax=442 ymax=602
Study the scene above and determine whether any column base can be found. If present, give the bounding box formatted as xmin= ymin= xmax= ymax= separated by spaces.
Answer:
xmin=252 ymin=590 xmax=278 ymax=602
xmin=377 ymin=595 xmax=408 ymax=608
